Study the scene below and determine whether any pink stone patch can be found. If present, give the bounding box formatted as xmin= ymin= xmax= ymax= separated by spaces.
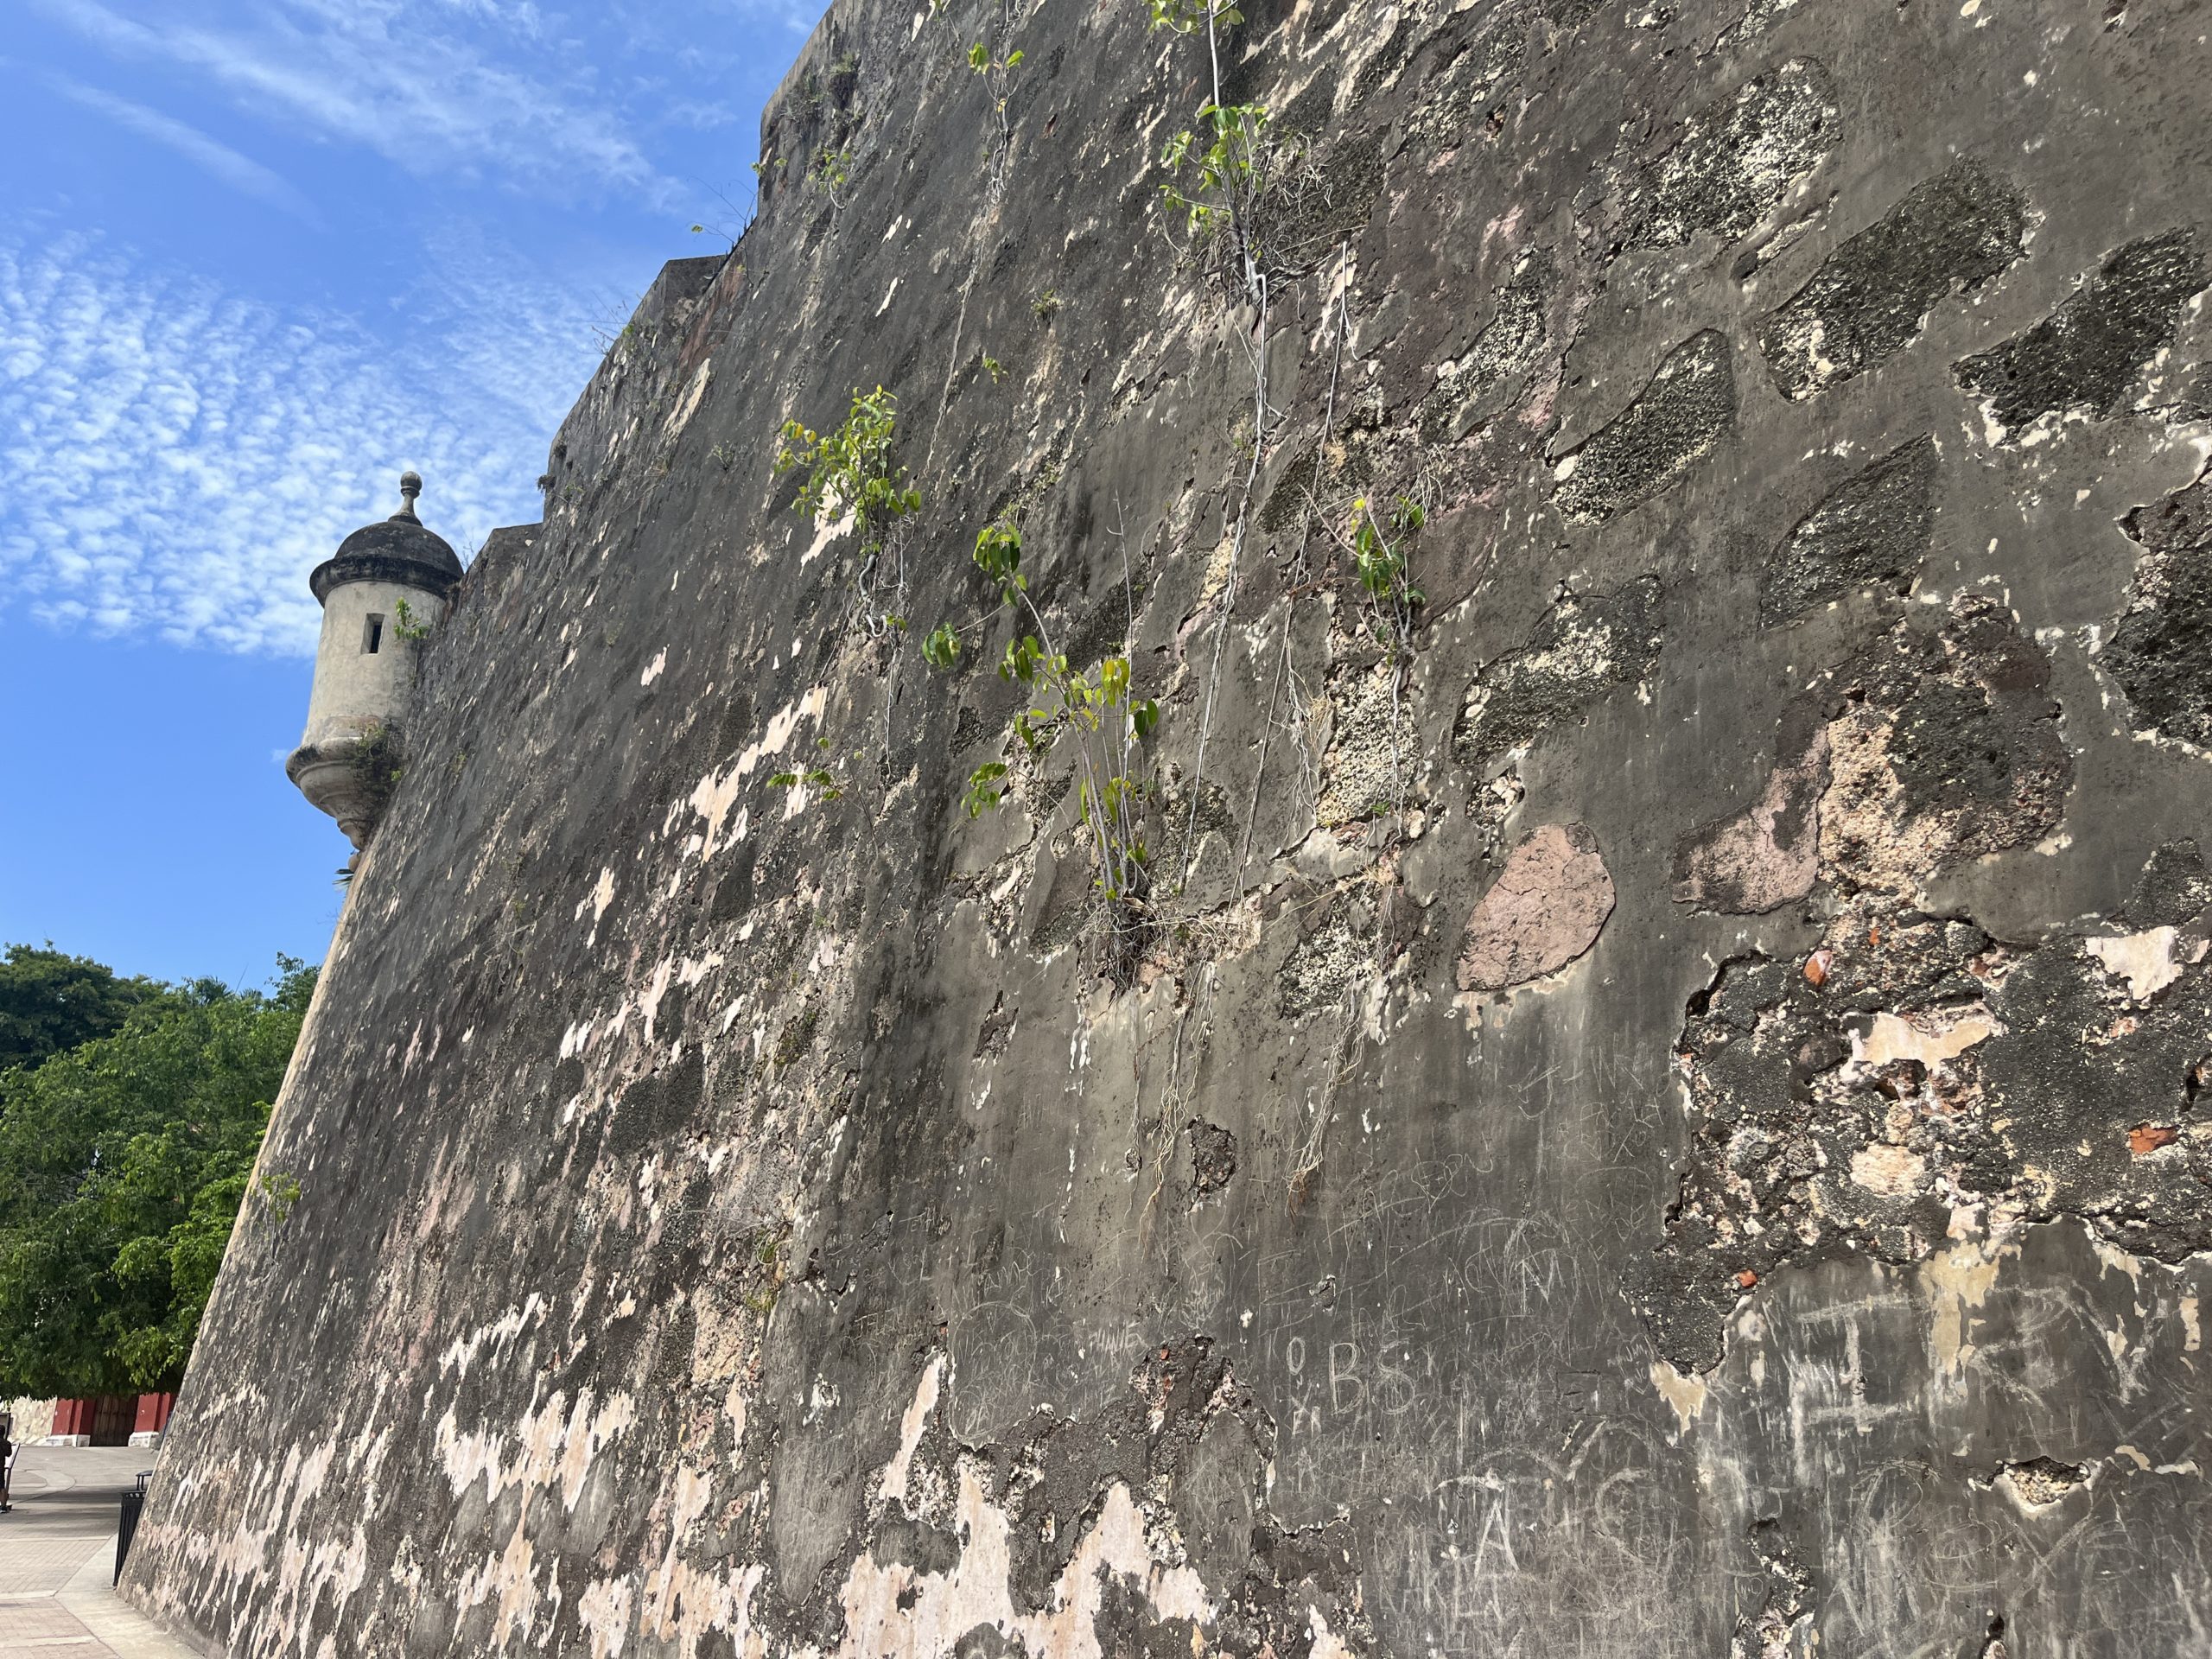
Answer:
xmin=1457 ymin=823 xmax=1617 ymax=993
xmin=1672 ymin=721 xmax=1828 ymax=914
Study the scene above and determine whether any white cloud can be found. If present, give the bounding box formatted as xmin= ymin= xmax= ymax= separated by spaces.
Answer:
xmin=44 ymin=72 xmax=321 ymax=224
xmin=36 ymin=0 xmax=668 ymax=202
xmin=0 ymin=234 xmax=610 ymax=655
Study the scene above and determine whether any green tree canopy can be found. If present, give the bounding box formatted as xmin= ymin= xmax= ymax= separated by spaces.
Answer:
xmin=0 ymin=944 xmax=159 ymax=1074
xmin=0 ymin=957 xmax=315 ymax=1397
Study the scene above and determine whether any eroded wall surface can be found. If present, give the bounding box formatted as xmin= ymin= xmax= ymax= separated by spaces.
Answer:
xmin=129 ymin=0 xmax=2212 ymax=1651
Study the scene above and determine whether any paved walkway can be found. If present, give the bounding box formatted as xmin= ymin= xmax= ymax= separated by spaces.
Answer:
xmin=0 ymin=1446 xmax=205 ymax=1657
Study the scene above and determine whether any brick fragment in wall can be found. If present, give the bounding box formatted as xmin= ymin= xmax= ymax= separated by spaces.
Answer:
xmin=1552 ymin=331 xmax=1736 ymax=524
xmin=1456 ymin=823 xmax=1615 ymax=993
xmin=1759 ymin=160 xmax=2029 ymax=401
xmin=1954 ymin=227 xmax=2209 ymax=442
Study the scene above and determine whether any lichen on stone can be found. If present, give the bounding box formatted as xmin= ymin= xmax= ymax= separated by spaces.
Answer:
xmin=1419 ymin=257 xmax=1551 ymax=444
xmin=1636 ymin=59 xmax=1842 ymax=249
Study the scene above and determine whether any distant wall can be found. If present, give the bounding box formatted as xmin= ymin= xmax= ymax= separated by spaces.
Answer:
xmin=7 ymin=1396 xmax=54 ymax=1444
xmin=130 ymin=0 xmax=2212 ymax=1652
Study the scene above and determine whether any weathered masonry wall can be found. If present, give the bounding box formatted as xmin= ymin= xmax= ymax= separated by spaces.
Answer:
xmin=130 ymin=0 xmax=2212 ymax=1651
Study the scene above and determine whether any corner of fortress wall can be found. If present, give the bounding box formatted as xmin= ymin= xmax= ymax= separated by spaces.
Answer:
xmin=127 ymin=0 xmax=2212 ymax=1652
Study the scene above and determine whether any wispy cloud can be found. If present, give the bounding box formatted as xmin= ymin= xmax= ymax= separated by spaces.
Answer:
xmin=0 ymin=235 xmax=606 ymax=655
xmin=36 ymin=0 xmax=668 ymax=202
xmin=44 ymin=72 xmax=321 ymax=223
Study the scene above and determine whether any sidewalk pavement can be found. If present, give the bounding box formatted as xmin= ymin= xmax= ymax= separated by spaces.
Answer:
xmin=0 ymin=1445 xmax=206 ymax=1656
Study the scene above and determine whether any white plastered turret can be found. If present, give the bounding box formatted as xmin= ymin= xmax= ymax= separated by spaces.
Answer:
xmin=286 ymin=472 xmax=463 ymax=849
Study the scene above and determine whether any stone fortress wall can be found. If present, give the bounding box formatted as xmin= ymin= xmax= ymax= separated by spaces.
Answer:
xmin=127 ymin=0 xmax=2212 ymax=1651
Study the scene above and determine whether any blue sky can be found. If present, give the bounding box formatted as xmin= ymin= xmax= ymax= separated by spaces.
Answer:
xmin=0 ymin=0 xmax=809 ymax=987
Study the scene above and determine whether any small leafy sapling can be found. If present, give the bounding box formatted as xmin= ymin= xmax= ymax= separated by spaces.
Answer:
xmin=968 ymin=41 xmax=1024 ymax=73
xmin=1146 ymin=0 xmax=1240 ymax=31
xmin=922 ymin=621 xmax=962 ymax=668
xmin=1350 ymin=494 xmax=1426 ymax=655
xmin=809 ymin=147 xmax=855 ymax=209
xmin=928 ymin=520 xmax=1160 ymax=905
xmin=967 ymin=18 xmax=1024 ymax=163
xmin=1032 ymin=288 xmax=1062 ymax=320
xmin=768 ymin=738 xmax=849 ymax=804
xmin=391 ymin=596 xmax=434 ymax=642
xmin=982 ymin=353 xmax=1007 ymax=384
xmin=1159 ymin=102 xmax=1266 ymax=238
xmin=773 ymin=385 xmax=923 ymax=636
xmin=254 ymin=1171 xmax=303 ymax=1233
xmin=1345 ymin=493 xmax=1427 ymax=821
xmin=1156 ymin=99 xmax=1294 ymax=300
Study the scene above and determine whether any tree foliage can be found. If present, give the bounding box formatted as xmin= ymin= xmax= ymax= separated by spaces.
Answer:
xmin=0 ymin=943 xmax=158 ymax=1075
xmin=0 ymin=955 xmax=315 ymax=1397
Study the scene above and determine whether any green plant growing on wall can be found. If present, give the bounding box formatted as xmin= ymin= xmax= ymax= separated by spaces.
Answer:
xmin=773 ymin=385 xmax=923 ymax=637
xmin=350 ymin=721 xmax=406 ymax=820
xmin=1032 ymin=287 xmax=1061 ymax=320
xmin=253 ymin=1171 xmax=302 ymax=1233
xmin=1149 ymin=0 xmax=1291 ymax=888
xmin=982 ymin=353 xmax=1007 ymax=384
xmin=1159 ymin=100 xmax=1281 ymax=294
xmin=969 ymin=38 xmax=1024 ymax=156
xmin=1349 ymin=494 xmax=1426 ymax=656
xmin=391 ymin=597 xmax=433 ymax=643
xmin=809 ymin=146 xmax=855 ymax=210
xmin=767 ymin=738 xmax=850 ymax=804
xmin=929 ymin=520 xmax=1160 ymax=911
xmin=1295 ymin=490 xmax=1428 ymax=820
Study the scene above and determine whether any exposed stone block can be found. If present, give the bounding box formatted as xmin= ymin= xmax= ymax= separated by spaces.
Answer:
xmin=1955 ymin=228 xmax=2209 ymax=442
xmin=1758 ymin=434 xmax=1942 ymax=625
xmin=1456 ymin=823 xmax=1616 ymax=991
xmin=2104 ymin=466 xmax=2212 ymax=752
xmin=1672 ymin=702 xmax=1828 ymax=913
xmin=1553 ymin=332 xmax=1736 ymax=524
xmin=1760 ymin=161 xmax=2029 ymax=401
xmin=1637 ymin=60 xmax=1842 ymax=249
xmin=1454 ymin=575 xmax=1664 ymax=772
